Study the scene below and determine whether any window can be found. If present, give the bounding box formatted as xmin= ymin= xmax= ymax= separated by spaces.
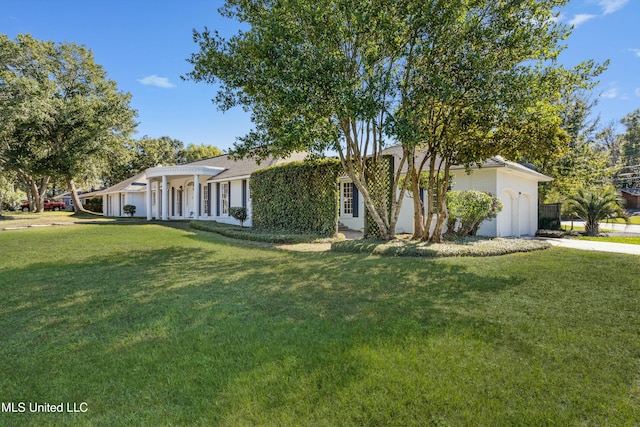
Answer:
xmin=343 ymin=182 xmax=353 ymax=215
xmin=220 ymin=182 xmax=229 ymax=215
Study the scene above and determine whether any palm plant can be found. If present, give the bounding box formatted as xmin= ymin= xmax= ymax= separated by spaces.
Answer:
xmin=565 ymin=187 xmax=627 ymax=236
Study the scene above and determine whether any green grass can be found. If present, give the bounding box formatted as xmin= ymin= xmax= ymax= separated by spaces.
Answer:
xmin=1 ymin=223 xmax=639 ymax=426
xmin=576 ymin=235 xmax=640 ymax=245
xmin=0 ymin=211 xmax=112 ymax=228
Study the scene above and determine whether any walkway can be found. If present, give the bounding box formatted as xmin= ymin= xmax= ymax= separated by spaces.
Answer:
xmin=534 ymin=237 xmax=640 ymax=255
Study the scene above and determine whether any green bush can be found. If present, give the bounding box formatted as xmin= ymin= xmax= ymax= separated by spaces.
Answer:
xmin=189 ymin=220 xmax=332 ymax=244
xmin=446 ymin=190 xmax=503 ymax=236
xmin=229 ymin=206 xmax=248 ymax=227
xmin=250 ymin=159 xmax=342 ymax=236
xmin=83 ymin=198 xmax=103 ymax=213
xmin=123 ymin=204 xmax=136 ymax=217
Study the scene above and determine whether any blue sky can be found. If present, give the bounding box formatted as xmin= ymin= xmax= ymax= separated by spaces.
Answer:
xmin=2 ymin=0 xmax=639 ymax=152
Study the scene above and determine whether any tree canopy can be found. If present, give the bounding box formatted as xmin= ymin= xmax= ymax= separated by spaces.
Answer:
xmin=105 ymin=136 xmax=225 ymax=185
xmin=186 ymin=0 xmax=603 ymax=240
xmin=0 ymin=34 xmax=137 ymax=212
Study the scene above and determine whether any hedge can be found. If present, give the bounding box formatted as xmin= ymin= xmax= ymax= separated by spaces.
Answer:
xmin=190 ymin=220 xmax=327 ymax=244
xmin=250 ymin=158 xmax=342 ymax=236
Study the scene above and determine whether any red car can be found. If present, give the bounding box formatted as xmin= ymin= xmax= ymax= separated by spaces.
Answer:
xmin=21 ymin=199 xmax=66 ymax=212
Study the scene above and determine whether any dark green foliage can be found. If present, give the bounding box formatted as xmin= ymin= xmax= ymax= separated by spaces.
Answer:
xmin=250 ymin=159 xmax=341 ymax=236
xmin=364 ymin=155 xmax=394 ymax=239
xmin=123 ymin=204 xmax=136 ymax=217
xmin=82 ymin=197 xmax=103 ymax=213
xmin=446 ymin=190 xmax=503 ymax=237
xmin=564 ymin=187 xmax=627 ymax=236
xmin=190 ymin=220 xmax=326 ymax=244
xmin=228 ymin=206 xmax=248 ymax=227
xmin=536 ymin=229 xmax=567 ymax=238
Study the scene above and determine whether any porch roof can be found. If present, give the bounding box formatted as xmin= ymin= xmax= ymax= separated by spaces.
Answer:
xmin=146 ymin=165 xmax=225 ymax=180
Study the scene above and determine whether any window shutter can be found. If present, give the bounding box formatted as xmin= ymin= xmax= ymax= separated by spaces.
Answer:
xmin=171 ymin=187 xmax=175 ymax=216
xmin=352 ymin=183 xmax=359 ymax=217
xmin=228 ymin=181 xmax=231 ymax=209
xmin=207 ymin=183 xmax=212 ymax=216
xmin=419 ymin=187 xmax=424 ymax=203
xmin=216 ymin=183 xmax=220 ymax=216
xmin=242 ymin=179 xmax=247 ymax=208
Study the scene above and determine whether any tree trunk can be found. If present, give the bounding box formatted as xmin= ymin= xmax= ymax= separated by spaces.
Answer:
xmin=408 ymin=154 xmax=425 ymax=240
xmin=29 ymin=179 xmax=39 ymax=212
xmin=37 ymin=176 xmax=49 ymax=212
xmin=419 ymin=155 xmax=438 ymax=241
xmin=67 ymin=177 xmax=86 ymax=213
xmin=429 ymin=163 xmax=451 ymax=243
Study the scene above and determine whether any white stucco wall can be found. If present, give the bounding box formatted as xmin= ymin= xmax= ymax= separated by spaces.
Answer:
xmin=207 ymin=178 xmax=252 ymax=226
xmin=495 ymin=169 xmax=539 ymax=237
xmin=450 ymin=168 xmax=499 ymax=237
xmin=339 ymin=165 xmax=542 ymax=238
xmin=127 ymin=192 xmax=147 ymax=218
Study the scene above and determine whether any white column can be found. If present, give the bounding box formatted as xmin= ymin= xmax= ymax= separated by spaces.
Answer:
xmin=146 ymin=179 xmax=152 ymax=220
xmin=193 ymin=175 xmax=200 ymax=220
xmin=154 ymin=181 xmax=160 ymax=220
xmin=161 ymin=175 xmax=169 ymax=221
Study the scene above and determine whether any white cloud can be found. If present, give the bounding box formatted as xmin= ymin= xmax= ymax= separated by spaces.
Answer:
xmin=568 ymin=14 xmax=597 ymax=27
xmin=601 ymin=88 xmax=618 ymax=99
xmin=137 ymin=75 xmax=175 ymax=89
xmin=598 ymin=0 xmax=629 ymax=15
xmin=630 ymin=49 xmax=640 ymax=58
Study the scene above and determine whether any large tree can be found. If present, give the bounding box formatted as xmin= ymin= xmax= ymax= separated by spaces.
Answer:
xmin=524 ymin=91 xmax=614 ymax=203
xmin=186 ymin=0 xmax=602 ymax=241
xmin=186 ymin=0 xmax=413 ymax=240
xmin=0 ymin=34 xmax=137 ymax=212
xmin=392 ymin=1 xmax=605 ymax=241
xmin=105 ymin=137 xmax=224 ymax=185
xmin=179 ymin=143 xmax=223 ymax=163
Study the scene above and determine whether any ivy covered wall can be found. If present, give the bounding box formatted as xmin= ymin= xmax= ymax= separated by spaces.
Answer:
xmin=250 ymin=159 xmax=342 ymax=236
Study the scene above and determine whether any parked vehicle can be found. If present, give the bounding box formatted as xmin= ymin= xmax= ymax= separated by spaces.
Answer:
xmin=20 ymin=199 xmax=66 ymax=212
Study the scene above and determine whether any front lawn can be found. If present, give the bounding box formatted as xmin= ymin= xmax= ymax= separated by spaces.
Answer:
xmin=0 ymin=224 xmax=638 ymax=426
xmin=576 ymin=235 xmax=640 ymax=245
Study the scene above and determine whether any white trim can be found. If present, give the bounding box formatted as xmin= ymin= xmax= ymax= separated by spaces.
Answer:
xmin=146 ymin=165 xmax=225 ymax=179
xmin=206 ymin=174 xmax=252 ymax=183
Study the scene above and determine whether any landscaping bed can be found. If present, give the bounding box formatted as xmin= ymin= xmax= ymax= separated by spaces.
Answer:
xmin=331 ymin=236 xmax=550 ymax=257
xmin=189 ymin=220 xmax=343 ymax=244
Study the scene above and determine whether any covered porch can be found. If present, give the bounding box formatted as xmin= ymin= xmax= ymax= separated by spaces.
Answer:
xmin=145 ymin=165 xmax=225 ymax=221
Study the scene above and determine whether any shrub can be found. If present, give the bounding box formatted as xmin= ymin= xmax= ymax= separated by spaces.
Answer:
xmin=446 ymin=190 xmax=503 ymax=236
xmin=189 ymin=220 xmax=333 ymax=244
xmin=331 ymin=237 xmax=549 ymax=257
xmin=564 ymin=187 xmax=627 ymax=236
xmin=229 ymin=206 xmax=248 ymax=227
xmin=83 ymin=197 xmax=103 ymax=213
xmin=123 ymin=204 xmax=136 ymax=217
xmin=250 ymin=159 xmax=342 ymax=236
xmin=535 ymin=229 xmax=565 ymax=238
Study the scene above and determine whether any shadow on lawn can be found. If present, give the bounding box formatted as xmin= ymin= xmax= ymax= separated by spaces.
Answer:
xmin=0 ymin=227 xmax=525 ymax=425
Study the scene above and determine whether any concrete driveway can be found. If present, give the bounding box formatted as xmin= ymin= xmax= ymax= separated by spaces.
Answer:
xmin=562 ymin=220 xmax=640 ymax=234
xmin=535 ymin=237 xmax=640 ymax=255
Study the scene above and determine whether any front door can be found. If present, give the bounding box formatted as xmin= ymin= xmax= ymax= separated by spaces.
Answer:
xmin=185 ymin=182 xmax=194 ymax=217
